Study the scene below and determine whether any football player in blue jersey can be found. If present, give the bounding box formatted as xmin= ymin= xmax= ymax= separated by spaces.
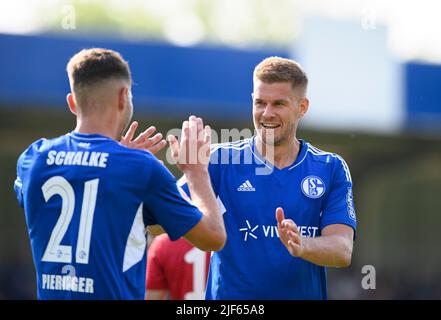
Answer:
xmin=179 ymin=56 xmax=356 ymax=299
xmin=13 ymin=48 xmax=226 ymax=299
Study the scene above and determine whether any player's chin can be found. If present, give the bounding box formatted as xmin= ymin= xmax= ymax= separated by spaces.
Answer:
xmin=259 ymin=129 xmax=281 ymax=145
xmin=260 ymin=135 xmax=282 ymax=146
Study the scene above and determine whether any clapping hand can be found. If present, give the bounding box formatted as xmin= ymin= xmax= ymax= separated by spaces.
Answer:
xmin=276 ymin=207 xmax=304 ymax=258
xmin=120 ymin=121 xmax=167 ymax=155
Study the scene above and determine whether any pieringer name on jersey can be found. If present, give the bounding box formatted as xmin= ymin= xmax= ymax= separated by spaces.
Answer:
xmin=46 ymin=150 xmax=109 ymax=168
xmin=42 ymin=273 xmax=94 ymax=294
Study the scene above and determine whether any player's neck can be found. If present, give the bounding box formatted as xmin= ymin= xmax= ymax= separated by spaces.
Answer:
xmin=74 ymin=116 xmax=120 ymax=140
xmin=256 ymin=136 xmax=300 ymax=169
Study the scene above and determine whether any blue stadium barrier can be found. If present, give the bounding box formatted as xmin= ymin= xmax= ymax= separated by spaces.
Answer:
xmin=405 ymin=62 xmax=441 ymax=131
xmin=0 ymin=33 xmax=287 ymax=120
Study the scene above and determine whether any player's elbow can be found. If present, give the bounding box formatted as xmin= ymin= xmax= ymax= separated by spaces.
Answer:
xmin=184 ymin=222 xmax=226 ymax=252
xmin=202 ymin=229 xmax=226 ymax=252
xmin=337 ymin=253 xmax=352 ymax=268
xmin=213 ymin=228 xmax=227 ymax=251
xmin=200 ymin=213 xmax=227 ymax=251
xmin=336 ymin=244 xmax=353 ymax=268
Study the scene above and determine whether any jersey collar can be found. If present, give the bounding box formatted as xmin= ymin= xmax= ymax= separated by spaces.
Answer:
xmin=249 ymin=136 xmax=309 ymax=171
xmin=69 ymin=131 xmax=114 ymax=142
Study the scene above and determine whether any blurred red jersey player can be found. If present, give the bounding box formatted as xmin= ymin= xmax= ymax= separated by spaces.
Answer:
xmin=146 ymin=234 xmax=211 ymax=300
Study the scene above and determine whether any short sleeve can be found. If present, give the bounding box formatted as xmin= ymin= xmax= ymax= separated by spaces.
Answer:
xmin=320 ymin=156 xmax=357 ymax=234
xmin=14 ymin=152 xmax=25 ymax=208
xmin=14 ymin=139 xmax=47 ymax=209
xmin=142 ymin=158 xmax=202 ymax=241
xmin=146 ymin=235 xmax=168 ymax=290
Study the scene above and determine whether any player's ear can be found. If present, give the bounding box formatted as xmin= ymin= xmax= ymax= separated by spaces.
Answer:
xmin=118 ymin=86 xmax=129 ymax=111
xmin=298 ymin=97 xmax=309 ymax=118
xmin=66 ymin=93 xmax=77 ymax=115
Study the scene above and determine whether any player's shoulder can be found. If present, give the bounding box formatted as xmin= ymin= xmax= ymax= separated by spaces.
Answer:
xmin=71 ymin=134 xmax=162 ymax=170
xmin=25 ymin=137 xmax=50 ymax=153
xmin=210 ymin=138 xmax=251 ymax=153
xmin=113 ymin=142 xmax=157 ymax=162
xmin=304 ymin=142 xmax=352 ymax=181
xmin=209 ymin=138 xmax=251 ymax=163
xmin=18 ymin=135 xmax=62 ymax=162
xmin=107 ymin=143 xmax=168 ymax=184
xmin=305 ymin=142 xmax=349 ymax=166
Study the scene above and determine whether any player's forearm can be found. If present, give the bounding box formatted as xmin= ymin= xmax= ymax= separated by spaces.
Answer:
xmin=184 ymin=171 xmax=225 ymax=238
xmin=300 ymin=234 xmax=352 ymax=268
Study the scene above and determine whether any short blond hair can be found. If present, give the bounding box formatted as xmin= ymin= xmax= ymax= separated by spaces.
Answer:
xmin=253 ymin=56 xmax=308 ymax=95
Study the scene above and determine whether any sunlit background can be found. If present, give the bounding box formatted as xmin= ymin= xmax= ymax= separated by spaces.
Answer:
xmin=2 ymin=0 xmax=441 ymax=62
xmin=0 ymin=0 xmax=440 ymax=299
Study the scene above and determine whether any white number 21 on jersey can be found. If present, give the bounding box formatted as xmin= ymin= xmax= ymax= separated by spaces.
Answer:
xmin=41 ymin=176 xmax=99 ymax=265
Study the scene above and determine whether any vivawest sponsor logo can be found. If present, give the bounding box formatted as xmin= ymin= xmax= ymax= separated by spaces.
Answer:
xmin=239 ymin=220 xmax=319 ymax=242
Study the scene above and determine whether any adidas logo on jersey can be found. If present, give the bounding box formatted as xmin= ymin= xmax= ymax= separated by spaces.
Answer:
xmin=237 ymin=180 xmax=255 ymax=192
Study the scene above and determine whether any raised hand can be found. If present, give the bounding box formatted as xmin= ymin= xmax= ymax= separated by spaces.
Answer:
xmin=167 ymin=115 xmax=211 ymax=175
xmin=120 ymin=121 xmax=167 ymax=155
xmin=276 ymin=207 xmax=304 ymax=258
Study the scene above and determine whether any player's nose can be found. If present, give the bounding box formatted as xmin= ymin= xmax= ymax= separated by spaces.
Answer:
xmin=261 ymin=104 xmax=276 ymax=119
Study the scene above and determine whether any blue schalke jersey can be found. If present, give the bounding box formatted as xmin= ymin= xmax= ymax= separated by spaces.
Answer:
xmin=180 ymin=138 xmax=357 ymax=300
xmin=14 ymin=132 xmax=202 ymax=299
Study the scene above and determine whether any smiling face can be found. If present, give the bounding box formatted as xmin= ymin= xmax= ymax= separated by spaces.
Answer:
xmin=252 ymin=79 xmax=308 ymax=147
